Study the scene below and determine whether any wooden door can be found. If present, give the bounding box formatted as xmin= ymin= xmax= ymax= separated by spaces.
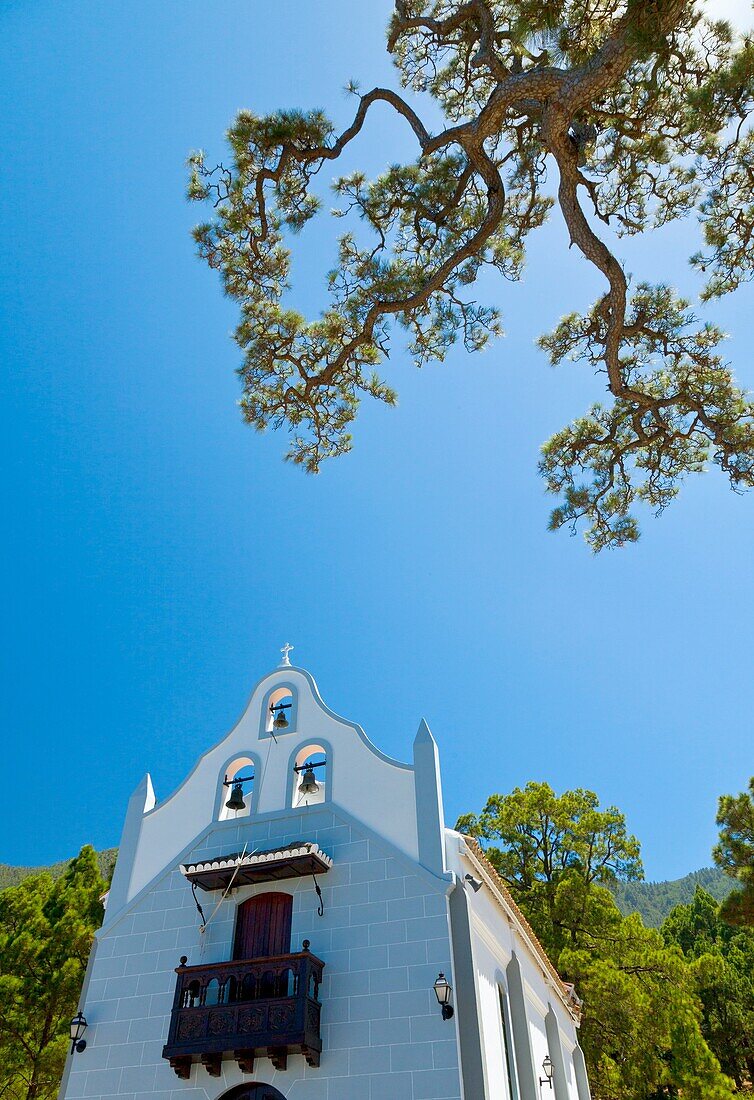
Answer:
xmin=233 ymin=892 xmax=292 ymax=960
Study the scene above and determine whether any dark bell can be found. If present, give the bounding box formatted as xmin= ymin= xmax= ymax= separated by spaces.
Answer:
xmin=273 ymin=707 xmax=289 ymax=730
xmin=225 ymin=782 xmax=246 ymax=812
xmin=298 ymin=765 xmax=319 ymax=797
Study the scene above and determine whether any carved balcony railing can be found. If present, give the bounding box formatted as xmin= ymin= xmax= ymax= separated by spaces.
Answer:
xmin=162 ymin=943 xmax=324 ymax=1079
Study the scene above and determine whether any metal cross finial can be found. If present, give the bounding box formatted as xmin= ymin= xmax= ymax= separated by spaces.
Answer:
xmin=280 ymin=642 xmax=294 ymax=666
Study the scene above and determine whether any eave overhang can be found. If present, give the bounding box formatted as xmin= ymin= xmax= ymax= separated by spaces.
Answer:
xmin=181 ymin=842 xmax=332 ymax=891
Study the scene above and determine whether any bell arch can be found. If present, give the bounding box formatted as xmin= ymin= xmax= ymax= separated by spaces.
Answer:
xmin=215 ymin=752 xmax=260 ymax=820
xmin=287 ymin=741 xmax=330 ymax=808
xmin=217 ymin=1086 xmax=287 ymax=1100
xmin=260 ymin=682 xmax=298 ymax=738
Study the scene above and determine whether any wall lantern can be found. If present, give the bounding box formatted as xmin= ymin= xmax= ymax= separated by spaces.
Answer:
xmin=223 ymin=772 xmax=254 ymax=812
xmin=70 ymin=1010 xmax=88 ymax=1054
xmin=539 ymin=1054 xmax=554 ymax=1089
xmin=433 ymin=972 xmax=454 ymax=1020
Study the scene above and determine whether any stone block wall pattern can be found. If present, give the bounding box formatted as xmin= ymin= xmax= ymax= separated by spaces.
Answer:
xmin=60 ymin=805 xmax=462 ymax=1100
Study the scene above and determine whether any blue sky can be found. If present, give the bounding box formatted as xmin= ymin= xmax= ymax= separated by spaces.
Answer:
xmin=1 ymin=0 xmax=752 ymax=880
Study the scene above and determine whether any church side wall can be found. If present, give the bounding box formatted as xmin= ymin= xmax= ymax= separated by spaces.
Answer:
xmin=471 ymin=923 xmax=580 ymax=1100
xmin=445 ymin=832 xmax=583 ymax=1100
xmin=61 ymin=805 xmax=461 ymax=1100
xmin=556 ymin=1022 xmax=581 ymax=1100
xmin=471 ymin=934 xmax=512 ymax=1098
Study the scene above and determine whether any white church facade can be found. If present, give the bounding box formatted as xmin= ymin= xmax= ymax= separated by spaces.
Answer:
xmin=59 ymin=653 xmax=592 ymax=1100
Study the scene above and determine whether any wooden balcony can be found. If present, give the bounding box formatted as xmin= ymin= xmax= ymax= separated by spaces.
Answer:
xmin=162 ymin=944 xmax=325 ymax=1079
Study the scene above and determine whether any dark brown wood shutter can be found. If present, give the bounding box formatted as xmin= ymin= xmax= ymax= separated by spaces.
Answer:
xmin=233 ymin=892 xmax=293 ymax=960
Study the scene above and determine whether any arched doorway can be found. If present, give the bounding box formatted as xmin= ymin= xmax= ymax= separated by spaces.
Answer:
xmin=218 ymin=1086 xmax=286 ymax=1099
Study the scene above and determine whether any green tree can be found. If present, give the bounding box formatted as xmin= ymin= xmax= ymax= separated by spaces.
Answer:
xmin=0 ymin=846 xmax=105 ymax=1100
xmin=561 ymin=899 xmax=736 ymax=1100
xmin=714 ymin=775 xmax=754 ymax=927
xmin=190 ymin=0 xmax=754 ymax=549
xmin=457 ymin=781 xmax=643 ymax=957
xmin=662 ymin=886 xmax=754 ymax=1090
xmin=458 ymin=784 xmax=736 ymax=1098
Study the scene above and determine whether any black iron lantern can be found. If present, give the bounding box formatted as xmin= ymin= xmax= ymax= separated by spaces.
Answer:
xmin=433 ymin=972 xmax=454 ymax=1020
xmin=70 ymin=1010 xmax=87 ymax=1054
xmin=539 ymin=1054 xmax=554 ymax=1088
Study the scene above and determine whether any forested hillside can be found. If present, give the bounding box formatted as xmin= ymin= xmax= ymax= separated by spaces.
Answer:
xmin=613 ymin=867 xmax=735 ymax=926
xmin=0 ymin=848 xmax=117 ymax=891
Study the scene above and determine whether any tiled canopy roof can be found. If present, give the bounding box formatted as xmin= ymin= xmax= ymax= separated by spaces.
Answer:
xmin=181 ymin=842 xmax=333 ymax=891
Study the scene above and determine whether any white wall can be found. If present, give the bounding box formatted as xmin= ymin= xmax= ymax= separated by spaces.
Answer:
xmin=61 ymin=804 xmax=462 ymax=1100
xmin=472 ymin=933 xmax=514 ymax=1098
xmin=80 ymin=660 xmax=587 ymax=1100
xmin=444 ymin=831 xmax=583 ymax=1100
xmin=122 ymin=665 xmax=420 ymax=908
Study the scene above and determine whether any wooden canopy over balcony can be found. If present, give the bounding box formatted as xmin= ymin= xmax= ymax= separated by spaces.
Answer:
xmin=180 ymin=842 xmax=332 ymax=891
xmin=162 ymin=946 xmax=325 ymax=1078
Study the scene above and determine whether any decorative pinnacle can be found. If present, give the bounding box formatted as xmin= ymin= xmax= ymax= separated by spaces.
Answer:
xmin=280 ymin=642 xmax=294 ymax=666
